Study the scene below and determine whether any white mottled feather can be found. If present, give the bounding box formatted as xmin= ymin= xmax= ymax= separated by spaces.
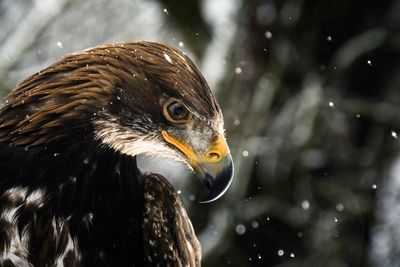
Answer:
xmin=0 ymin=189 xmax=31 ymax=266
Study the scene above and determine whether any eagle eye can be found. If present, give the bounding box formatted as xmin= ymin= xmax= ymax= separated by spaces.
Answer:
xmin=163 ymin=99 xmax=191 ymax=123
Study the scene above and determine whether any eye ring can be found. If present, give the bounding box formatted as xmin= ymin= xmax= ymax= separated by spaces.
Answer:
xmin=163 ymin=99 xmax=192 ymax=123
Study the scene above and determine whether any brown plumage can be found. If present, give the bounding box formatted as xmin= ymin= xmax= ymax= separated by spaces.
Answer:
xmin=0 ymin=41 xmax=233 ymax=266
xmin=142 ymin=174 xmax=201 ymax=266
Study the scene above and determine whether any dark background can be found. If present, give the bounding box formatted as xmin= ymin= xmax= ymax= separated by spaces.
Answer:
xmin=1 ymin=0 xmax=400 ymax=266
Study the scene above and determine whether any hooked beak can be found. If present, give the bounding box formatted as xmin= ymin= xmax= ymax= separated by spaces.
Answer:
xmin=162 ymin=131 xmax=234 ymax=203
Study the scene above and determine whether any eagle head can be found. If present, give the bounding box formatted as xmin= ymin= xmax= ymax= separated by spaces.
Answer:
xmin=0 ymin=41 xmax=233 ymax=202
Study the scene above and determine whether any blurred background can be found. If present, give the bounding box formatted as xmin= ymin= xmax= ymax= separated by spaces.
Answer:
xmin=1 ymin=0 xmax=400 ymax=266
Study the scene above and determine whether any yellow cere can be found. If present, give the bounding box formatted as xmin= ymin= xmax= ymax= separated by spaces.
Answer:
xmin=161 ymin=131 xmax=229 ymax=164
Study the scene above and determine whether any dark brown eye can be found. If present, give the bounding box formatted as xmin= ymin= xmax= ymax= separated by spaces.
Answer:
xmin=163 ymin=100 xmax=191 ymax=123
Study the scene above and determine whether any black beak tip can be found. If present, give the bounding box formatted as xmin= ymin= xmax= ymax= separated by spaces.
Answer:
xmin=199 ymin=156 xmax=234 ymax=203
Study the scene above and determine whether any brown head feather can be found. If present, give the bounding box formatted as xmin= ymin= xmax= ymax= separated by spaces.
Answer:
xmin=0 ymin=41 xmax=221 ymax=149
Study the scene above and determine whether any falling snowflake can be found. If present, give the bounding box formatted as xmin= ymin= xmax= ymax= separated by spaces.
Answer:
xmin=265 ymin=31 xmax=273 ymax=39
xmin=163 ymin=53 xmax=173 ymax=64
xmin=235 ymin=224 xmax=246 ymax=235
xmin=336 ymin=203 xmax=344 ymax=212
xmin=297 ymin=232 xmax=303 ymax=238
xmin=251 ymin=221 xmax=259 ymax=229
xmin=301 ymin=200 xmax=310 ymax=210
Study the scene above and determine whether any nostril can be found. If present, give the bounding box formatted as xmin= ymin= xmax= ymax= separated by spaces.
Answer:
xmin=207 ymin=152 xmax=221 ymax=161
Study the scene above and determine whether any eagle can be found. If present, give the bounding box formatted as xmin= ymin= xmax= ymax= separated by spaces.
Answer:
xmin=0 ymin=41 xmax=233 ymax=266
